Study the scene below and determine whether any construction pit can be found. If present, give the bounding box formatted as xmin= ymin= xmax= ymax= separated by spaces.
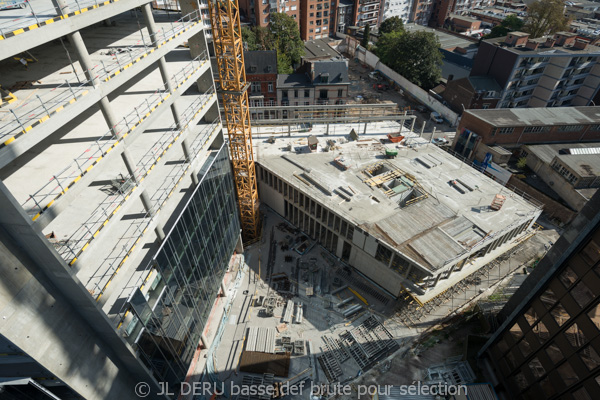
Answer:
xmin=203 ymin=127 xmax=557 ymax=400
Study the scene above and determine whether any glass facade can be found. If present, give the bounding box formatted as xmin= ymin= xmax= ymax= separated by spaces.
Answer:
xmin=485 ymin=227 xmax=600 ymax=400
xmin=128 ymin=144 xmax=240 ymax=393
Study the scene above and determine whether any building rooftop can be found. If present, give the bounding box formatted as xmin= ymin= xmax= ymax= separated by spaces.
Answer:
xmin=405 ymin=24 xmax=479 ymax=53
xmin=525 ymin=142 xmax=600 ymax=178
xmin=256 ymin=134 xmax=538 ymax=274
xmin=468 ymin=76 xmax=502 ymax=92
xmin=244 ymin=50 xmax=277 ymax=75
xmin=464 ymin=106 xmax=600 ymax=127
xmin=484 ymin=34 xmax=600 ymax=54
xmin=277 ymin=73 xmax=314 ymax=88
xmin=303 ymin=39 xmax=343 ymax=61
xmin=311 ymin=60 xmax=350 ymax=85
xmin=449 ymin=14 xmax=480 ymax=24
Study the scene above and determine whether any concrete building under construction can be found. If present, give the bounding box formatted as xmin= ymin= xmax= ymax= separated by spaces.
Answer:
xmin=0 ymin=2 xmax=240 ymax=399
xmin=256 ymin=135 xmax=543 ymax=303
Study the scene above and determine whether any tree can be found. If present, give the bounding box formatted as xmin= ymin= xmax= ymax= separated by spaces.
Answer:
xmin=362 ymin=24 xmax=371 ymax=48
xmin=524 ymin=0 xmax=570 ymax=38
xmin=268 ymin=13 xmax=304 ymax=73
xmin=379 ymin=16 xmax=404 ymax=35
xmin=376 ymin=31 xmax=442 ymax=90
xmin=483 ymin=15 xmax=524 ymax=39
xmin=240 ymin=14 xmax=304 ymax=73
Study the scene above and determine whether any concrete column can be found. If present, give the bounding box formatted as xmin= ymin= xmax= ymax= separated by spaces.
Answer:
xmin=363 ymin=122 xmax=368 ymax=135
xmin=121 ymin=148 xmax=138 ymax=181
xmin=235 ymin=233 xmax=244 ymax=253
xmin=51 ymin=0 xmax=69 ymax=15
xmin=191 ymin=170 xmax=199 ymax=186
xmin=410 ymin=118 xmax=416 ymax=133
xmin=142 ymin=4 xmax=183 ymax=128
xmin=69 ymin=31 xmax=122 ymax=137
xmin=220 ymin=281 xmax=227 ymax=298
xmin=326 ymin=123 xmax=329 ymax=135
xmin=155 ymin=226 xmax=166 ymax=242
xmin=182 ymin=137 xmax=192 ymax=162
xmin=140 ymin=190 xmax=154 ymax=216
xmin=420 ymin=121 xmax=425 ymax=137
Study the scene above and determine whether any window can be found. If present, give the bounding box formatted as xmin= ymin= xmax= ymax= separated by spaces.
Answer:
xmin=523 ymin=126 xmax=550 ymax=133
xmin=579 ymin=345 xmax=600 ymax=370
xmin=268 ymin=82 xmax=273 ymax=92
xmin=482 ymin=103 xmax=490 ymax=109
xmin=251 ymin=82 xmax=261 ymax=93
xmin=310 ymin=12 xmax=314 ymax=17
xmin=294 ymin=90 xmax=298 ymax=98
xmin=338 ymin=89 xmax=343 ymax=97
xmin=571 ymin=281 xmax=594 ymax=308
xmin=545 ymin=342 xmax=564 ymax=363
xmin=319 ymin=89 xmax=328 ymax=99
xmin=291 ymin=5 xmax=296 ymax=10
xmin=590 ymin=124 xmax=600 ymax=131
xmin=559 ymin=267 xmax=578 ymax=288
xmin=550 ymin=302 xmax=570 ymax=327
xmin=557 ymin=361 xmax=579 ymax=387
xmin=558 ymin=125 xmax=584 ymax=132
xmin=304 ymin=90 xmax=310 ymax=97
xmin=564 ymin=322 xmax=588 ymax=348
xmin=493 ymin=127 xmax=514 ymax=136
xmin=589 ymin=302 xmax=600 ymax=331
xmin=282 ymin=90 xmax=288 ymax=99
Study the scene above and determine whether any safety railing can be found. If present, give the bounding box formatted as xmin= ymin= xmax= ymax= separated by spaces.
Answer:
xmin=84 ymin=111 xmax=221 ymax=302
xmin=21 ymin=53 xmax=208 ymax=220
xmin=54 ymin=86 xmax=217 ymax=267
xmin=0 ymin=10 xmax=202 ymax=144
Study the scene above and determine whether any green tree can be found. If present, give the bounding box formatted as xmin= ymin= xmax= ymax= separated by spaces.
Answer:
xmin=376 ymin=31 xmax=442 ymax=90
xmin=524 ymin=0 xmax=570 ymax=38
xmin=503 ymin=14 xmax=524 ymax=31
xmin=379 ymin=16 xmax=404 ymax=35
xmin=362 ymin=24 xmax=371 ymax=48
xmin=483 ymin=15 xmax=524 ymax=39
xmin=242 ymin=26 xmax=258 ymax=50
xmin=268 ymin=13 xmax=304 ymax=73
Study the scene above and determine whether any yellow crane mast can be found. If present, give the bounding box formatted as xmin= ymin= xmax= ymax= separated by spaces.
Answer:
xmin=207 ymin=0 xmax=260 ymax=242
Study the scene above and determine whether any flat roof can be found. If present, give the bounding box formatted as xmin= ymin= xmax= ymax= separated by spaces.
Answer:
xmin=257 ymin=134 xmax=538 ymax=274
xmin=464 ymin=106 xmax=600 ymax=127
xmin=304 ymin=38 xmax=342 ymax=60
xmin=277 ymin=73 xmax=313 ymax=88
xmin=525 ymin=142 xmax=600 ymax=178
xmin=404 ymin=24 xmax=478 ymax=52
xmin=484 ymin=35 xmax=600 ymax=54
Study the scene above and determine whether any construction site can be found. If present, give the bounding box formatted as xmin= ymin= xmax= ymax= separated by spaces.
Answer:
xmin=0 ymin=0 xmax=560 ymax=399
xmin=193 ymin=124 xmax=557 ymax=400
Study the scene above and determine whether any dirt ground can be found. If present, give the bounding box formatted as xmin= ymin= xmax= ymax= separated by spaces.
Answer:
xmin=345 ymin=57 xmax=455 ymax=139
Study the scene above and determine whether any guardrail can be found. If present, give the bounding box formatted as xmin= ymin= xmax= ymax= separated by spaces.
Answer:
xmin=22 ymin=52 xmax=208 ymax=221
xmin=54 ymin=87 xmax=217 ymax=268
xmin=0 ymin=10 xmax=202 ymax=145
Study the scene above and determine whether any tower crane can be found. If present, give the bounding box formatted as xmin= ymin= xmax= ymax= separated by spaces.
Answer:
xmin=207 ymin=0 xmax=260 ymax=242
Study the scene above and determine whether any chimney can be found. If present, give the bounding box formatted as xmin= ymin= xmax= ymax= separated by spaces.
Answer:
xmin=544 ymin=37 xmax=556 ymax=48
xmin=504 ymin=32 xmax=529 ymax=47
xmin=554 ymin=32 xmax=577 ymax=47
xmin=574 ymin=39 xmax=589 ymax=50
xmin=525 ymin=40 xmax=539 ymax=50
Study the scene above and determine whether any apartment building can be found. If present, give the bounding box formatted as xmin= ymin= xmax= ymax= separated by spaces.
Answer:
xmin=335 ymin=0 xmax=355 ymax=33
xmin=430 ymin=0 xmax=494 ymax=28
xmin=409 ymin=0 xmax=435 ymax=25
xmin=0 ymin=1 xmax=240 ymax=399
xmin=472 ymin=32 xmax=600 ymax=108
xmin=479 ymin=191 xmax=600 ymax=400
xmin=300 ymin=0 xmax=334 ymax=40
xmin=239 ymin=0 xmax=300 ymax=29
xmin=381 ymin=0 xmax=413 ymax=25
xmin=353 ymin=0 xmax=382 ymax=27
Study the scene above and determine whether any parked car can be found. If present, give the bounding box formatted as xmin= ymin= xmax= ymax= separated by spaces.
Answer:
xmin=432 ymin=137 xmax=449 ymax=145
xmin=430 ymin=111 xmax=444 ymax=124
xmin=0 ymin=0 xmax=28 ymax=9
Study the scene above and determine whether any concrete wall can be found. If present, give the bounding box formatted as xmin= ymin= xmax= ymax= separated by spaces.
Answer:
xmin=351 ymin=42 xmax=460 ymax=125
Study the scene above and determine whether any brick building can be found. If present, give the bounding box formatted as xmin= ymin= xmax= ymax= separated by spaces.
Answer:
xmin=245 ymin=50 xmax=278 ymax=106
xmin=479 ymin=190 xmax=600 ymax=400
xmin=453 ymin=107 xmax=600 ymax=160
xmin=239 ymin=0 xmax=300 ymax=29
xmin=443 ymin=76 xmax=502 ymax=113
xmin=300 ymin=0 xmax=334 ymax=40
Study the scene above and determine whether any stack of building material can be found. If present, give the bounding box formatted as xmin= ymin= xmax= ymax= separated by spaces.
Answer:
xmin=245 ymin=327 xmax=276 ymax=354
xmin=294 ymin=302 xmax=303 ymax=324
xmin=282 ymin=300 xmax=294 ymax=323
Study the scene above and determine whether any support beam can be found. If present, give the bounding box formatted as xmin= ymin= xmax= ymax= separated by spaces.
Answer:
xmin=121 ymin=148 xmax=138 ymax=181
